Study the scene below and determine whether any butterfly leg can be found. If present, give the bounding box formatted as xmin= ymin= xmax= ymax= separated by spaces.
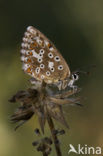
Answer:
xmin=29 ymin=78 xmax=42 ymax=89
xmin=54 ymin=88 xmax=80 ymax=99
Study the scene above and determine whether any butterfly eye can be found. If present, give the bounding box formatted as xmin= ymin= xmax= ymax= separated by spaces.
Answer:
xmin=72 ymin=74 xmax=79 ymax=81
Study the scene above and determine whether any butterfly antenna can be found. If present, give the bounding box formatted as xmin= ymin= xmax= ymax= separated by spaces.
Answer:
xmin=73 ymin=64 xmax=96 ymax=76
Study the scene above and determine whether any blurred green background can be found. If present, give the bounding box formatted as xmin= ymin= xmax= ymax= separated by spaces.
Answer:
xmin=0 ymin=0 xmax=103 ymax=156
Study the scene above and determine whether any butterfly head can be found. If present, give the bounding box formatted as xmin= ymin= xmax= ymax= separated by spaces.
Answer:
xmin=71 ymin=73 xmax=79 ymax=82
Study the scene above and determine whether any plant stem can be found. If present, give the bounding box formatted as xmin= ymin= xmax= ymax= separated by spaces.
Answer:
xmin=47 ymin=114 xmax=62 ymax=156
xmin=43 ymin=152 xmax=48 ymax=156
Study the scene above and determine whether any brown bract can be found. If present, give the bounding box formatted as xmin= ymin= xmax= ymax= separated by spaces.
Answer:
xmin=9 ymin=81 xmax=81 ymax=132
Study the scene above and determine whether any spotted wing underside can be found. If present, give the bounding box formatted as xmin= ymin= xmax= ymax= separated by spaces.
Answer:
xmin=20 ymin=26 xmax=70 ymax=84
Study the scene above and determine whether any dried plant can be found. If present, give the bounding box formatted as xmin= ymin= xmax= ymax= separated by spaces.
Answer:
xmin=9 ymin=81 xmax=81 ymax=156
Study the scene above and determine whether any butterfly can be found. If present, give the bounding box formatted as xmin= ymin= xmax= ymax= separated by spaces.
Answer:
xmin=20 ymin=26 xmax=79 ymax=90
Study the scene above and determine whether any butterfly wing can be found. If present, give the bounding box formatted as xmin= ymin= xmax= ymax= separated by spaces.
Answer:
xmin=20 ymin=26 xmax=70 ymax=84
